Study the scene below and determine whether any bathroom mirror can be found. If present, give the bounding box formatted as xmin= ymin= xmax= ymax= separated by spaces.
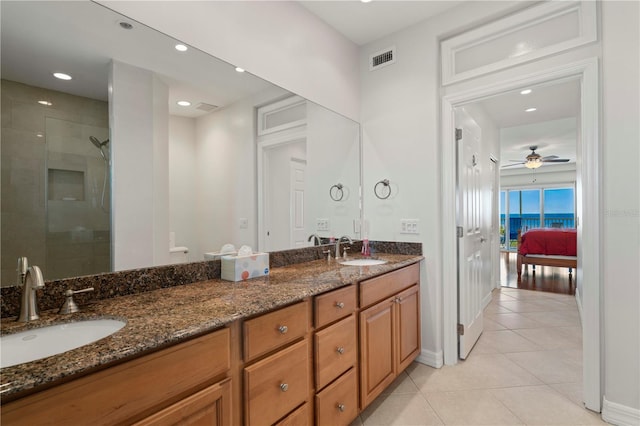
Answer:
xmin=0 ymin=1 xmax=361 ymax=286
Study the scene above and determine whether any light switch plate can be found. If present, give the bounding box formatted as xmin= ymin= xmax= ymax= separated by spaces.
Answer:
xmin=317 ymin=218 xmax=330 ymax=231
xmin=400 ymin=219 xmax=419 ymax=234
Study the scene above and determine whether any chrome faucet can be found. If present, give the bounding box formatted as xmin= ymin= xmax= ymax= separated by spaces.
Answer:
xmin=17 ymin=264 xmax=45 ymax=322
xmin=336 ymin=235 xmax=353 ymax=259
xmin=308 ymin=234 xmax=322 ymax=246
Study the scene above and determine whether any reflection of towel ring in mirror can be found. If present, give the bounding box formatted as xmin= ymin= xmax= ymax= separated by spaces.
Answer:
xmin=374 ymin=179 xmax=391 ymax=199
xmin=330 ymin=183 xmax=344 ymax=201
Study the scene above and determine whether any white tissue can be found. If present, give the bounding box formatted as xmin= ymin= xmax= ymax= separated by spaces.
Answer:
xmin=237 ymin=245 xmax=253 ymax=257
xmin=220 ymin=243 xmax=236 ymax=254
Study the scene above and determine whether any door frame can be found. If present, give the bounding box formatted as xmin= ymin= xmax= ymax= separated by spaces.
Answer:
xmin=441 ymin=58 xmax=601 ymax=411
xmin=257 ymin=129 xmax=307 ymax=252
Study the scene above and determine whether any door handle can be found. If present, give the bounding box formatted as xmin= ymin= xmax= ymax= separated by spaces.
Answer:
xmin=480 ymin=237 xmax=487 ymax=243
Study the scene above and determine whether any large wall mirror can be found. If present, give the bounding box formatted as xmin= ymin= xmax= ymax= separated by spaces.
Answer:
xmin=0 ymin=1 xmax=361 ymax=286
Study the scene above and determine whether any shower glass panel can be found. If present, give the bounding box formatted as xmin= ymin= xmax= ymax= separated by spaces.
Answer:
xmin=45 ymin=117 xmax=110 ymax=280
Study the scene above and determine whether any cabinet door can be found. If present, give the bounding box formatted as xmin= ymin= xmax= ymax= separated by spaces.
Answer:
xmin=395 ymin=285 xmax=421 ymax=373
xmin=134 ymin=379 xmax=231 ymax=426
xmin=359 ymin=298 xmax=395 ymax=410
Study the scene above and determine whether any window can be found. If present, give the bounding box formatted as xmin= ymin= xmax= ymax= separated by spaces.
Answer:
xmin=500 ymin=186 xmax=575 ymax=250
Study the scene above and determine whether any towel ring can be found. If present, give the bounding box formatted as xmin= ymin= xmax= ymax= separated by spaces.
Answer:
xmin=330 ymin=183 xmax=344 ymax=201
xmin=374 ymin=179 xmax=391 ymax=200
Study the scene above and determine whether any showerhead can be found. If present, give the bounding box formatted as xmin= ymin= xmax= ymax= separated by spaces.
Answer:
xmin=89 ymin=136 xmax=109 ymax=148
xmin=89 ymin=136 xmax=102 ymax=149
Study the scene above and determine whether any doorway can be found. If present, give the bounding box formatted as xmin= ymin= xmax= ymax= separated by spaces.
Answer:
xmin=442 ymin=58 xmax=601 ymax=411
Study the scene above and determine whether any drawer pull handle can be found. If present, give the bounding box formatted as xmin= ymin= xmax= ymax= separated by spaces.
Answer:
xmin=335 ymin=302 xmax=345 ymax=309
xmin=278 ymin=325 xmax=288 ymax=334
xmin=337 ymin=403 xmax=345 ymax=412
xmin=336 ymin=347 xmax=345 ymax=354
xmin=280 ymin=383 xmax=289 ymax=392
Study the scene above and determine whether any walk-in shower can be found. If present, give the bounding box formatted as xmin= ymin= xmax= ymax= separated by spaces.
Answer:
xmin=89 ymin=136 xmax=110 ymax=213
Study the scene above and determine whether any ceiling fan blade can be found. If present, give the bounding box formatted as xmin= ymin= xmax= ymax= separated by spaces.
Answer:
xmin=542 ymin=158 xmax=570 ymax=163
xmin=501 ymin=162 xmax=525 ymax=168
xmin=541 ymin=155 xmax=558 ymax=160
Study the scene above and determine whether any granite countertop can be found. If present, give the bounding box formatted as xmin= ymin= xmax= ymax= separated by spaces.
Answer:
xmin=0 ymin=253 xmax=422 ymax=401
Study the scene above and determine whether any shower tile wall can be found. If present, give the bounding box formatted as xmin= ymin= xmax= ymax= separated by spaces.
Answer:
xmin=1 ymin=80 xmax=109 ymax=286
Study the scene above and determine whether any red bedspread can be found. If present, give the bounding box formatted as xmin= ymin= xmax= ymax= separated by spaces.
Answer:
xmin=519 ymin=228 xmax=577 ymax=256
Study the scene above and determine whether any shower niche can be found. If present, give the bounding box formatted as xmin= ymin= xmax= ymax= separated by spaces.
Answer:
xmin=48 ymin=168 xmax=85 ymax=202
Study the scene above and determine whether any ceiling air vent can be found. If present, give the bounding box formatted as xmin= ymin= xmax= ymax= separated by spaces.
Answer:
xmin=369 ymin=46 xmax=396 ymax=71
xmin=195 ymin=102 xmax=218 ymax=112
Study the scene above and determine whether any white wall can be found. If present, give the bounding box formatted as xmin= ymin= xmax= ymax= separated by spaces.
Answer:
xmin=109 ymin=61 xmax=170 ymax=270
xmin=501 ymin=166 xmax=576 ymax=188
xmin=98 ymin=1 xmax=360 ymax=122
xmin=306 ymin=102 xmax=361 ymax=242
xmin=360 ymin=0 xmax=527 ymax=366
xmin=169 ymin=116 xmax=198 ymax=262
xmin=601 ymin=0 xmax=640 ymax=417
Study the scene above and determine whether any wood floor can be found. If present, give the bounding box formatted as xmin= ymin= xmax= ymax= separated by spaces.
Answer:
xmin=500 ymin=251 xmax=576 ymax=295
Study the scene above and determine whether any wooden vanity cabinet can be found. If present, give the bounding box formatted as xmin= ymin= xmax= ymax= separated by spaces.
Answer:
xmin=242 ymin=300 xmax=312 ymax=426
xmin=359 ymin=264 xmax=421 ymax=410
xmin=2 ymin=327 xmax=232 ymax=426
xmin=312 ymin=285 xmax=358 ymax=426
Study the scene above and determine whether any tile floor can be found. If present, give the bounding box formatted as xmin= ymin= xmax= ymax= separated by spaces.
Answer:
xmin=350 ymin=287 xmax=608 ymax=425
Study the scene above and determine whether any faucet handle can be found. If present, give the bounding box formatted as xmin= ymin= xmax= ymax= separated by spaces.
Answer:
xmin=59 ymin=287 xmax=94 ymax=314
xmin=323 ymin=250 xmax=332 ymax=261
xmin=342 ymin=247 xmax=350 ymax=258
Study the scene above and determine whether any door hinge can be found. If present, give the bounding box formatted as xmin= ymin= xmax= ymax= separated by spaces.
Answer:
xmin=456 ymin=226 xmax=463 ymax=238
xmin=457 ymin=323 xmax=465 ymax=335
xmin=455 ymin=128 xmax=462 ymax=141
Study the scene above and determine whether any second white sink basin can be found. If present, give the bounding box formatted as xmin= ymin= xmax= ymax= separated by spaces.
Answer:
xmin=340 ymin=258 xmax=388 ymax=266
xmin=1 ymin=319 xmax=126 ymax=368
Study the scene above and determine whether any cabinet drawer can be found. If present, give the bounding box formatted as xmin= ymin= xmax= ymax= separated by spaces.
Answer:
xmin=275 ymin=402 xmax=310 ymax=426
xmin=243 ymin=300 xmax=310 ymax=362
xmin=314 ymin=314 xmax=357 ymax=390
xmin=360 ymin=264 xmax=419 ymax=308
xmin=315 ymin=368 xmax=358 ymax=426
xmin=2 ymin=328 xmax=231 ymax=426
xmin=314 ymin=285 xmax=356 ymax=328
xmin=244 ymin=339 xmax=310 ymax=426
xmin=134 ymin=378 xmax=232 ymax=426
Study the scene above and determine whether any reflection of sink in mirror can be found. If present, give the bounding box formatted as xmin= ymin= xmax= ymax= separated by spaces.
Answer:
xmin=1 ymin=319 xmax=126 ymax=368
xmin=340 ymin=259 xmax=388 ymax=266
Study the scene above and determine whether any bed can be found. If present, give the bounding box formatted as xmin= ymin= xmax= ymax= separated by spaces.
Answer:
xmin=516 ymin=228 xmax=577 ymax=280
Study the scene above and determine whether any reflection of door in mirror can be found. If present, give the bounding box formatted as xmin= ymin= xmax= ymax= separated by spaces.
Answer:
xmin=263 ymin=140 xmax=307 ymax=252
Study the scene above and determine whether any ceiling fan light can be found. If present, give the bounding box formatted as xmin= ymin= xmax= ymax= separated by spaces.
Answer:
xmin=525 ymin=159 xmax=542 ymax=169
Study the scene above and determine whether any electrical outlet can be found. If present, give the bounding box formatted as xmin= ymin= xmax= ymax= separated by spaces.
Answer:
xmin=239 ymin=218 xmax=248 ymax=229
xmin=317 ymin=218 xmax=330 ymax=231
xmin=400 ymin=219 xmax=419 ymax=234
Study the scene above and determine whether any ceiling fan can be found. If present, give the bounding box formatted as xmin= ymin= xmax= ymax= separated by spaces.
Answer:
xmin=502 ymin=145 xmax=570 ymax=169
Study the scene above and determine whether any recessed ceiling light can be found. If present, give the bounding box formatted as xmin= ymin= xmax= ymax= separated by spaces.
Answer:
xmin=361 ymin=0 xmax=372 ymax=3
xmin=525 ymin=107 xmax=537 ymax=112
xmin=175 ymin=44 xmax=188 ymax=52
xmin=53 ymin=72 xmax=72 ymax=81
xmin=36 ymin=133 xmax=44 ymax=138
xmin=119 ymin=21 xmax=133 ymax=30
xmin=177 ymin=101 xmax=191 ymax=107
xmin=520 ymin=89 xmax=532 ymax=95
xmin=235 ymin=67 xmax=245 ymax=73
xmin=38 ymin=100 xmax=52 ymax=106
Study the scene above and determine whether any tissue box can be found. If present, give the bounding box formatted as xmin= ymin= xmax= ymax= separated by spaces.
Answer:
xmin=204 ymin=251 xmax=237 ymax=261
xmin=221 ymin=253 xmax=269 ymax=282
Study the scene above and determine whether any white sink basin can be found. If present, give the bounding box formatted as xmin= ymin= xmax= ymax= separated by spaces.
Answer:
xmin=1 ymin=319 xmax=126 ymax=368
xmin=340 ymin=258 xmax=388 ymax=266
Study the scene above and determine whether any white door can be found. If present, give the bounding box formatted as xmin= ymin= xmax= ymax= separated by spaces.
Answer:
xmin=290 ymin=159 xmax=306 ymax=247
xmin=456 ymin=110 xmax=484 ymax=360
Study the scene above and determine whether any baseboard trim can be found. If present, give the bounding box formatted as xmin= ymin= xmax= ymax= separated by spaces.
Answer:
xmin=416 ymin=348 xmax=443 ymax=368
xmin=602 ymin=396 xmax=640 ymax=425
xmin=483 ymin=291 xmax=492 ymax=309
xmin=575 ymin=286 xmax=583 ymax=325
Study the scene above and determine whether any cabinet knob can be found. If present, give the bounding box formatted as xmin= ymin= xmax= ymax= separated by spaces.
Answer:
xmin=278 ymin=325 xmax=288 ymax=334
xmin=280 ymin=383 xmax=289 ymax=392
xmin=337 ymin=403 xmax=345 ymax=412
xmin=336 ymin=346 xmax=345 ymax=354
xmin=335 ymin=301 xmax=345 ymax=309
